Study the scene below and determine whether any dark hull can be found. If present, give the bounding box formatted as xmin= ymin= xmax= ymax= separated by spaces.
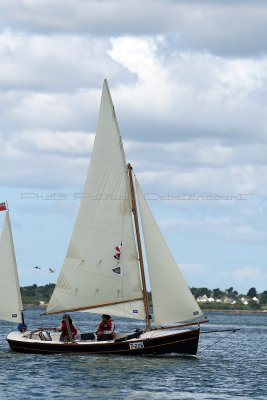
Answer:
xmin=7 ymin=328 xmax=200 ymax=356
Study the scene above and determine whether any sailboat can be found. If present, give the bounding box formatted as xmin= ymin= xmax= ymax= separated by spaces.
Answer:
xmin=6 ymin=80 xmax=208 ymax=355
xmin=0 ymin=205 xmax=25 ymax=328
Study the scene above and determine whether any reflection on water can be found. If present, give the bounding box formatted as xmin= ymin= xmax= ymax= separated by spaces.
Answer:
xmin=0 ymin=309 xmax=266 ymax=399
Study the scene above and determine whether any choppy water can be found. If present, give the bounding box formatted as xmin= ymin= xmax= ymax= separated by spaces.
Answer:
xmin=0 ymin=309 xmax=266 ymax=399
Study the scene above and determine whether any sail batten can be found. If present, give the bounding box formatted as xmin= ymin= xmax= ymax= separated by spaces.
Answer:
xmin=135 ymin=178 xmax=204 ymax=326
xmin=0 ymin=211 xmax=23 ymax=323
xmin=47 ymin=80 xmax=145 ymax=320
xmin=45 ymin=297 xmax=143 ymax=314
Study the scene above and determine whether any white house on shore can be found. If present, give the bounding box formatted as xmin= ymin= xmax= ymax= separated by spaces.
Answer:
xmin=222 ymin=297 xmax=237 ymax=304
xmin=197 ymin=295 xmax=215 ymax=303
xmin=252 ymin=297 xmax=259 ymax=303
xmin=240 ymin=297 xmax=249 ymax=305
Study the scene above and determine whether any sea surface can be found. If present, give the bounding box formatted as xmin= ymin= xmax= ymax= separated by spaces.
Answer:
xmin=0 ymin=309 xmax=266 ymax=399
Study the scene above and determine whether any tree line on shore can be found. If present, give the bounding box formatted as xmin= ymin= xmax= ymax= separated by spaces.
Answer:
xmin=21 ymin=284 xmax=55 ymax=305
xmin=190 ymin=286 xmax=267 ymax=310
xmin=21 ymin=284 xmax=267 ymax=310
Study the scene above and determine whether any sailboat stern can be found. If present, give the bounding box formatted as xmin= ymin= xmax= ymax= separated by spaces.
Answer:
xmin=137 ymin=327 xmax=200 ymax=356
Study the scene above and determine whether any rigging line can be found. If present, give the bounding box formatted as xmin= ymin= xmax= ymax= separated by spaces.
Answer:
xmin=200 ymin=329 xmax=240 ymax=334
xmin=128 ymin=164 xmax=150 ymax=330
xmin=198 ymin=329 xmax=239 ymax=354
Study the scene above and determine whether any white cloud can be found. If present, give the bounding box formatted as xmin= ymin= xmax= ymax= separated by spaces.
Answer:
xmin=233 ymin=266 xmax=262 ymax=280
xmin=0 ymin=89 xmax=101 ymax=134
xmin=0 ymin=130 xmax=94 ymax=188
xmin=9 ymin=130 xmax=95 ymax=155
xmin=136 ymin=165 xmax=267 ymax=197
xmin=1 ymin=1 xmax=267 ymax=56
xmin=0 ymin=30 xmax=125 ymax=92
xmin=179 ymin=262 xmax=207 ymax=274
xmin=230 ymin=266 xmax=267 ymax=292
xmin=148 ymin=204 xmax=267 ymax=245
xmin=109 ymin=36 xmax=267 ymax=143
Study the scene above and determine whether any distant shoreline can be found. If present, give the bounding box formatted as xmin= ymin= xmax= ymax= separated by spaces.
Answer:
xmin=24 ymin=304 xmax=267 ymax=315
xmin=203 ymin=309 xmax=267 ymax=314
xmin=24 ymin=304 xmax=47 ymax=308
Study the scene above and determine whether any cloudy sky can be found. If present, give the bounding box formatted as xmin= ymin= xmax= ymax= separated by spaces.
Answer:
xmin=0 ymin=0 xmax=266 ymax=294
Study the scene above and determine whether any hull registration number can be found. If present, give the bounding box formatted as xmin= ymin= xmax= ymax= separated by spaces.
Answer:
xmin=129 ymin=342 xmax=144 ymax=349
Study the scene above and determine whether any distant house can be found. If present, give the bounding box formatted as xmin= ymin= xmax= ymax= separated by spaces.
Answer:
xmin=197 ymin=295 xmax=215 ymax=303
xmin=223 ymin=297 xmax=232 ymax=304
xmin=39 ymin=301 xmax=45 ymax=306
xmin=240 ymin=297 xmax=248 ymax=305
xmin=208 ymin=297 xmax=215 ymax=302
xmin=197 ymin=295 xmax=209 ymax=303
xmin=222 ymin=297 xmax=237 ymax=304
xmin=216 ymin=299 xmax=222 ymax=303
xmin=252 ymin=297 xmax=259 ymax=303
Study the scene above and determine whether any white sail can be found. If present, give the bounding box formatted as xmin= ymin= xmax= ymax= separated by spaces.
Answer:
xmin=47 ymin=80 xmax=145 ymax=320
xmin=0 ymin=211 xmax=23 ymax=323
xmin=135 ymin=179 xmax=204 ymax=326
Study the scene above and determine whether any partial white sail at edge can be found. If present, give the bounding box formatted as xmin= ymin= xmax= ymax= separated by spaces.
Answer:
xmin=47 ymin=80 xmax=145 ymax=321
xmin=0 ymin=211 xmax=23 ymax=324
xmin=135 ymin=178 xmax=204 ymax=326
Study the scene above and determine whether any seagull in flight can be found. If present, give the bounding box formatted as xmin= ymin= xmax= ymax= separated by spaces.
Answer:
xmin=33 ymin=266 xmax=41 ymax=270
xmin=49 ymin=268 xmax=55 ymax=273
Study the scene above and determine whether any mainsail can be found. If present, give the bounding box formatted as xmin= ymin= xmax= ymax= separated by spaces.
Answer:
xmin=0 ymin=211 xmax=23 ymax=323
xmin=135 ymin=178 xmax=204 ymax=326
xmin=47 ymin=80 xmax=145 ymax=320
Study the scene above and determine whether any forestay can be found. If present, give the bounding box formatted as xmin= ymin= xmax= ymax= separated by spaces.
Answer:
xmin=0 ymin=212 xmax=23 ymax=323
xmin=135 ymin=178 xmax=203 ymax=326
xmin=47 ymin=80 xmax=145 ymax=320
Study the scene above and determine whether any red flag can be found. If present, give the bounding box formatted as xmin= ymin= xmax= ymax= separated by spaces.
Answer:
xmin=114 ymin=245 xmax=121 ymax=260
xmin=0 ymin=202 xmax=7 ymax=212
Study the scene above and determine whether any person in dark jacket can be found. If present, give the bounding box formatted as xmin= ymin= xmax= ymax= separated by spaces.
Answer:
xmin=96 ymin=314 xmax=115 ymax=341
xmin=57 ymin=314 xmax=78 ymax=342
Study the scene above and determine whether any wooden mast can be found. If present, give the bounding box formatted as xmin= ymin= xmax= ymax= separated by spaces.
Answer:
xmin=127 ymin=163 xmax=151 ymax=331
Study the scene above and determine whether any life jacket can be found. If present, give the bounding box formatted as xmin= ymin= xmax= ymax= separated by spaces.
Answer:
xmin=61 ymin=321 xmax=78 ymax=337
xmin=97 ymin=319 xmax=115 ymax=334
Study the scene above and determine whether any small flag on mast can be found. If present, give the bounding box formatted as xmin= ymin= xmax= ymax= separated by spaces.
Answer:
xmin=0 ymin=202 xmax=7 ymax=212
xmin=112 ymin=266 xmax=121 ymax=275
xmin=114 ymin=245 xmax=121 ymax=260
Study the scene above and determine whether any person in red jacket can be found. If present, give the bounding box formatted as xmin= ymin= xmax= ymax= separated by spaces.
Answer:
xmin=57 ymin=314 xmax=78 ymax=342
xmin=96 ymin=314 xmax=115 ymax=341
